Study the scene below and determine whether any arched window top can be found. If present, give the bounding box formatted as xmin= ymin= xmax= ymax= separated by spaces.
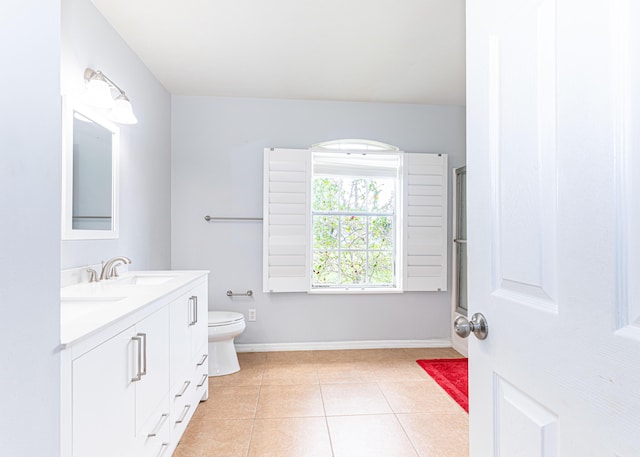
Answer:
xmin=311 ymin=139 xmax=400 ymax=152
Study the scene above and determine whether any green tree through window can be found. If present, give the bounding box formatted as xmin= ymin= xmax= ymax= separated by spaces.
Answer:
xmin=312 ymin=176 xmax=396 ymax=288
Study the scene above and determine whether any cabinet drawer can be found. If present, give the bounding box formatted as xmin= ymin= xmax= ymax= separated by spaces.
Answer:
xmin=137 ymin=404 xmax=171 ymax=457
xmin=193 ymin=344 xmax=209 ymax=402
xmin=170 ymin=356 xmax=209 ymax=444
xmin=170 ymin=376 xmax=194 ymax=444
xmin=171 ymin=398 xmax=197 ymax=445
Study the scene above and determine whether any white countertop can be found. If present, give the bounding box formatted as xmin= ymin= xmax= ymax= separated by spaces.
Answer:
xmin=60 ymin=270 xmax=208 ymax=347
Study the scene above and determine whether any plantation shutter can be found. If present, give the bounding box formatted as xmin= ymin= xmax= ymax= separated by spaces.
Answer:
xmin=263 ymin=148 xmax=311 ymax=292
xmin=403 ymin=153 xmax=448 ymax=291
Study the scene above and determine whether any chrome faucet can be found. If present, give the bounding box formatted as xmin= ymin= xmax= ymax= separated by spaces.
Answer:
xmin=100 ymin=256 xmax=132 ymax=281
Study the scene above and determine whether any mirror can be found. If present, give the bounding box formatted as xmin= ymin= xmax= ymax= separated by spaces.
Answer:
xmin=62 ymin=101 xmax=119 ymax=240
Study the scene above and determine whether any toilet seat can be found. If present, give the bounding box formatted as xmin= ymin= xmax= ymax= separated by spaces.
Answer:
xmin=208 ymin=311 xmax=245 ymax=327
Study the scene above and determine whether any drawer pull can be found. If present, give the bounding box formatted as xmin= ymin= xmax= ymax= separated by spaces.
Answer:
xmin=196 ymin=354 xmax=208 ymax=366
xmin=157 ymin=442 xmax=170 ymax=457
xmin=175 ymin=404 xmax=191 ymax=424
xmin=175 ymin=380 xmax=191 ymax=398
xmin=147 ymin=413 xmax=169 ymax=437
xmin=197 ymin=373 xmax=208 ymax=388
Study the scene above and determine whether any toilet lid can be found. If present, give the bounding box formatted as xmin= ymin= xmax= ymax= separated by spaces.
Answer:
xmin=208 ymin=311 xmax=245 ymax=327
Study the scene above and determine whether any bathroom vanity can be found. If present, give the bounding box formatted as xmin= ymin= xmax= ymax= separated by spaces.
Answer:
xmin=59 ymin=270 xmax=209 ymax=457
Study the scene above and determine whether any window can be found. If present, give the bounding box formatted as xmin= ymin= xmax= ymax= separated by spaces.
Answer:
xmin=311 ymin=151 xmax=401 ymax=289
xmin=311 ymin=139 xmax=400 ymax=152
xmin=263 ymin=143 xmax=448 ymax=294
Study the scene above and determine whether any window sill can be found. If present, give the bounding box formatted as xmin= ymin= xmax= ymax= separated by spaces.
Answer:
xmin=308 ymin=287 xmax=403 ymax=295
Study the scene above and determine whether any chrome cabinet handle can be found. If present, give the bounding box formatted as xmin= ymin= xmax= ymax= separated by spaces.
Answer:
xmin=131 ymin=336 xmax=143 ymax=382
xmin=156 ymin=443 xmax=170 ymax=457
xmin=188 ymin=296 xmax=196 ymax=327
xmin=147 ymin=413 xmax=169 ymax=437
xmin=454 ymin=313 xmax=489 ymax=340
xmin=196 ymin=354 xmax=208 ymax=367
xmin=138 ymin=332 xmax=147 ymax=376
xmin=175 ymin=380 xmax=191 ymax=398
xmin=175 ymin=404 xmax=191 ymax=424
xmin=189 ymin=295 xmax=198 ymax=327
xmin=197 ymin=373 xmax=208 ymax=388
xmin=192 ymin=295 xmax=198 ymax=324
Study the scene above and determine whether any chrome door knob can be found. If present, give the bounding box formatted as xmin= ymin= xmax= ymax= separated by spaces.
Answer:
xmin=454 ymin=313 xmax=489 ymax=340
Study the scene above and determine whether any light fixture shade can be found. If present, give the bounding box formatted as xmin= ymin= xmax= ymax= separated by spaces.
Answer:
xmin=83 ymin=76 xmax=115 ymax=109
xmin=109 ymin=94 xmax=138 ymax=124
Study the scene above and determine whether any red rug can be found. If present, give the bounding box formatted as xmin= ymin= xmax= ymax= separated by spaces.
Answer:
xmin=416 ymin=358 xmax=468 ymax=412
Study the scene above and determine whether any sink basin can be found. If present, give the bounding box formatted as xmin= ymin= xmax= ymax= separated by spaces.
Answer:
xmin=61 ymin=296 xmax=127 ymax=319
xmin=108 ymin=274 xmax=177 ymax=286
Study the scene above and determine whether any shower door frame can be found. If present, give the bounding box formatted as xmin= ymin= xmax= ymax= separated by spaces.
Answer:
xmin=450 ymin=165 xmax=468 ymax=356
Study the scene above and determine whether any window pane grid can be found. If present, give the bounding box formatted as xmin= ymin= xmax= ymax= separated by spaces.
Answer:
xmin=312 ymin=173 xmax=396 ymax=288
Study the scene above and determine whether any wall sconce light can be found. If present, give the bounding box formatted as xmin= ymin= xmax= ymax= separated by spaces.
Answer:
xmin=83 ymin=68 xmax=138 ymax=124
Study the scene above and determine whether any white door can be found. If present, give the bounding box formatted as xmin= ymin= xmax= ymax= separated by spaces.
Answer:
xmin=466 ymin=0 xmax=640 ymax=455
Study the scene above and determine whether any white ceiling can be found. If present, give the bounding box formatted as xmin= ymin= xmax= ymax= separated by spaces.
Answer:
xmin=92 ymin=0 xmax=466 ymax=105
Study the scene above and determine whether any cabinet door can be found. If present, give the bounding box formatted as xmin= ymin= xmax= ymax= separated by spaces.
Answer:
xmin=135 ymin=306 xmax=170 ymax=432
xmin=189 ymin=281 xmax=209 ymax=361
xmin=169 ymin=293 xmax=192 ymax=385
xmin=73 ymin=327 xmax=136 ymax=457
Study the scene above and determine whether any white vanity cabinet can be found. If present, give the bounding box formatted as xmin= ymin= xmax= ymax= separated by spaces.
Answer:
xmin=61 ymin=272 xmax=209 ymax=457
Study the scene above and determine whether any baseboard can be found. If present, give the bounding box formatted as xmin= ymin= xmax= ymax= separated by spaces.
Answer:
xmin=451 ymin=338 xmax=468 ymax=357
xmin=235 ymin=338 xmax=451 ymax=353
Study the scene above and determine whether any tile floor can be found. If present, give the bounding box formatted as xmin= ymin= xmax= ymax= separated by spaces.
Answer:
xmin=174 ymin=348 xmax=468 ymax=457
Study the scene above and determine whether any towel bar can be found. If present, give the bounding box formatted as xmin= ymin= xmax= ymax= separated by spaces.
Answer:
xmin=204 ymin=215 xmax=263 ymax=222
xmin=226 ymin=290 xmax=253 ymax=297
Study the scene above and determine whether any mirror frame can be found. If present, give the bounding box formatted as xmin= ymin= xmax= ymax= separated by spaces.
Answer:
xmin=61 ymin=99 xmax=120 ymax=240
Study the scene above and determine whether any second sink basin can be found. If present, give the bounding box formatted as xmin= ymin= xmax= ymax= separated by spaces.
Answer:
xmin=108 ymin=274 xmax=177 ymax=286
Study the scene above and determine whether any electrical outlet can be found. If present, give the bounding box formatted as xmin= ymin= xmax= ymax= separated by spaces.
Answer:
xmin=248 ymin=309 xmax=256 ymax=322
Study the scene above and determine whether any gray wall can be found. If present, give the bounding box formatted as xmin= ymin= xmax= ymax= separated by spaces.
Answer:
xmin=60 ymin=0 xmax=172 ymax=271
xmin=0 ymin=1 xmax=61 ymax=455
xmin=171 ymin=96 xmax=466 ymax=346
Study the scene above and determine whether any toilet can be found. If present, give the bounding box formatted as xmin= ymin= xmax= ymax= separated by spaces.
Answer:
xmin=207 ymin=311 xmax=246 ymax=376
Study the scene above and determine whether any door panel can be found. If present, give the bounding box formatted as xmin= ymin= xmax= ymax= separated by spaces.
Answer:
xmin=135 ymin=306 xmax=170 ymax=432
xmin=72 ymin=327 xmax=136 ymax=457
xmin=190 ymin=281 xmax=209 ymax=360
xmin=494 ymin=376 xmax=558 ymax=457
xmin=489 ymin=0 xmax=558 ymax=311
xmin=467 ymin=0 xmax=640 ymax=455
xmin=615 ymin=0 xmax=640 ymax=337
xmin=169 ymin=293 xmax=192 ymax=384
